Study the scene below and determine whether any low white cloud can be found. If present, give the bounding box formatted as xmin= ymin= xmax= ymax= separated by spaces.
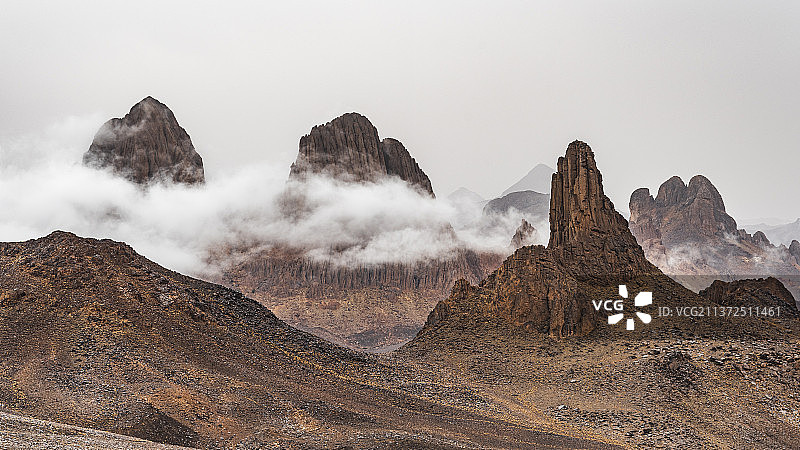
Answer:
xmin=0 ymin=117 xmax=549 ymax=277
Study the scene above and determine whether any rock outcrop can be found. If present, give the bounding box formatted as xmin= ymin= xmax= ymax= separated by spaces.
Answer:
xmin=289 ymin=112 xmax=434 ymax=196
xmin=791 ymin=240 xmax=800 ymax=264
xmin=510 ymin=219 xmax=536 ymax=248
xmin=83 ymin=97 xmax=204 ymax=185
xmin=548 ymin=141 xmax=654 ymax=282
xmin=420 ymin=141 xmax=662 ymax=338
xmin=700 ymin=277 xmax=798 ymax=315
xmin=629 ymin=175 xmax=800 ymax=299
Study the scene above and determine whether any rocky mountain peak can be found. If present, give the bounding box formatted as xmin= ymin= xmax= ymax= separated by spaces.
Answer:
xmin=654 ymin=176 xmax=688 ymax=206
xmin=699 ymin=277 xmax=798 ymax=315
xmin=630 ymin=173 xmax=738 ymax=246
xmin=629 ymin=173 xmax=800 ymax=302
xmin=83 ymin=97 xmax=205 ymax=185
xmin=289 ymin=112 xmax=434 ymax=196
xmin=502 ymin=163 xmax=555 ymax=196
xmin=686 ymin=175 xmax=727 ymax=212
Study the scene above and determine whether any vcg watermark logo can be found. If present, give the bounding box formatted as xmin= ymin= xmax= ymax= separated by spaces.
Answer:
xmin=592 ymin=285 xmax=653 ymax=330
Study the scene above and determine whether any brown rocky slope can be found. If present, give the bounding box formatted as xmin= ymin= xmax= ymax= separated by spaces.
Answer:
xmin=0 ymin=231 xmax=614 ymax=449
xmin=83 ymin=97 xmax=205 ymax=185
xmin=225 ymin=245 xmax=503 ymax=351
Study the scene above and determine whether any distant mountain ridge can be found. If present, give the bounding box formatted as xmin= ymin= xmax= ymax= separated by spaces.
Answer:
xmin=483 ymin=190 xmax=550 ymax=224
xmin=502 ymin=163 xmax=554 ymax=195
xmin=446 ymin=187 xmax=485 ymax=204
xmin=746 ymin=218 xmax=800 ymax=247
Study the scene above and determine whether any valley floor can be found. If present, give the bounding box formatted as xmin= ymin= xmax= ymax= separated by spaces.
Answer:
xmin=399 ymin=318 xmax=800 ymax=449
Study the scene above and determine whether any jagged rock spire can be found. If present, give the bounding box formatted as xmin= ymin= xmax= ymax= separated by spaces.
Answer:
xmin=419 ymin=140 xmax=659 ymax=339
xmin=549 ymin=140 xmax=630 ymax=247
xmin=548 ymin=141 xmax=654 ymax=282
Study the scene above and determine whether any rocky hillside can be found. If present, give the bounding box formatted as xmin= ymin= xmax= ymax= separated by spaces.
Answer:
xmin=0 ymin=231 xmax=607 ymax=449
xmin=629 ymin=175 xmax=800 ymax=300
xmin=83 ymin=97 xmax=204 ymax=185
xmin=289 ymin=112 xmax=433 ymax=196
xmin=0 ymin=411 xmax=188 ymax=449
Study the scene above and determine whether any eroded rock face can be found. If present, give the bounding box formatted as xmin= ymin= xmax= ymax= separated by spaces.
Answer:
xmin=629 ymin=175 xmax=737 ymax=248
xmin=629 ymin=174 xmax=800 ymax=300
xmin=225 ymin=246 xmax=503 ymax=351
xmin=699 ymin=277 xmax=798 ymax=315
xmin=289 ymin=112 xmax=434 ymax=196
xmin=83 ymin=97 xmax=204 ymax=185
xmin=422 ymin=141 xmax=661 ymax=338
xmin=548 ymin=141 xmax=653 ymax=282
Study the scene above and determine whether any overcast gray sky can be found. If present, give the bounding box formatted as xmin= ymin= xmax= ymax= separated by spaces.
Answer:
xmin=1 ymin=1 xmax=798 ymax=223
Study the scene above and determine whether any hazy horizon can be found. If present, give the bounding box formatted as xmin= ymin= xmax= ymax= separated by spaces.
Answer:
xmin=2 ymin=1 xmax=799 ymax=223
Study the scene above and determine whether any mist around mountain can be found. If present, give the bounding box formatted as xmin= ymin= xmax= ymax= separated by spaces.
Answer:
xmin=483 ymin=190 xmax=550 ymax=223
xmin=453 ymin=162 xmax=554 ymax=249
xmin=0 ymin=105 xmax=521 ymax=275
xmin=445 ymin=175 xmax=553 ymax=257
